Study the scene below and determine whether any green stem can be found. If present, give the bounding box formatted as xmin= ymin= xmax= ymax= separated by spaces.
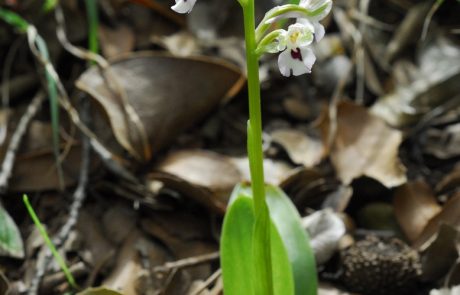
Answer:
xmin=85 ymin=0 xmax=99 ymax=62
xmin=242 ymin=1 xmax=273 ymax=294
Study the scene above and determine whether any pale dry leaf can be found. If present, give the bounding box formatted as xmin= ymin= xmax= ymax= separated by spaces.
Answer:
xmin=229 ymin=157 xmax=293 ymax=186
xmin=302 ymin=209 xmax=346 ymax=265
xmin=393 ymin=181 xmax=442 ymax=242
xmin=430 ymin=285 xmax=460 ymax=295
xmin=321 ymin=100 xmax=407 ymax=187
xmin=151 ymin=150 xmax=242 ymax=213
xmin=271 ymin=129 xmax=323 ymax=168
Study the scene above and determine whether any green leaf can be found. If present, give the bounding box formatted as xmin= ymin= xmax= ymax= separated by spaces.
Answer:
xmin=221 ymin=191 xmax=295 ymax=295
xmin=77 ymin=287 xmax=123 ymax=295
xmin=265 ymin=185 xmax=317 ymax=295
xmin=0 ymin=203 xmax=25 ymax=259
xmin=221 ymin=197 xmax=255 ymax=295
xmin=229 ymin=184 xmax=317 ymax=295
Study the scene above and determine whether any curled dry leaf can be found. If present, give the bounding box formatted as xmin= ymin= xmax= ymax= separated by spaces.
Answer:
xmin=302 ymin=209 xmax=346 ymax=265
xmin=320 ymin=100 xmax=407 ymax=187
xmin=420 ymin=224 xmax=459 ymax=282
xmin=150 ymin=150 xmax=242 ymax=214
xmin=414 ymin=192 xmax=460 ymax=250
xmin=393 ymin=181 xmax=442 ymax=242
xmin=76 ymin=52 xmax=244 ymax=162
xmin=271 ymin=129 xmax=324 ymax=168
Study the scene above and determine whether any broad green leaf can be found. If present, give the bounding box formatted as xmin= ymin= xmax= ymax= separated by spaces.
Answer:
xmin=233 ymin=184 xmax=317 ymax=295
xmin=221 ymin=197 xmax=255 ymax=295
xmin=265 ymin=184 xmax=317 ymax=295
xmin=77 ymin=287 xmax=123 ymax=295
xmin=221 ymin=195 xmax=295 ymax=295
xmin=0 ymin=203 xmax=24 ymax=259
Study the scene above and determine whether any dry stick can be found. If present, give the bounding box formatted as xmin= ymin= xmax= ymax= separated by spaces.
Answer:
xmin=28 ymin=95 xmax=92 ymax=295
xmin=189 ymin=268 xmax=222 ymax=295
xmin=153 ymin=251 xmax=220 ymax=273
xmin=0 ymin=92 xmax=45 ymax=193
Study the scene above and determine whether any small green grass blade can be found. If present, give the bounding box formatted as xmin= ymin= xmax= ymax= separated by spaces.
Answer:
xmin=23 ymin=195 xmax=77 ymax=289
xmin=0 ymin=8 xmax=29 ymax=32
xmin=33 ymin=35 xmax=64 ymax=190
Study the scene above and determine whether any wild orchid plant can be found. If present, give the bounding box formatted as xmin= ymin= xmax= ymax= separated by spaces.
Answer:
xmin=172 ymin=0 xmax=331 ymax=294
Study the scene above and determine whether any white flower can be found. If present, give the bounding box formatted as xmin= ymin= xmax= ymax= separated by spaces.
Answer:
xmin=298 ymin=0 xmax=332 ymax=41
xmin=171 ymin=0 xmax=196 ymax=14
xmin=276 ymin=23 xmax=316 ymax=77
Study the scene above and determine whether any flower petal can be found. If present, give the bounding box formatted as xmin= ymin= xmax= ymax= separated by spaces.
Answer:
xmin=300 ymin=47 xmax=316 ymax=73
xmin=278 ymin=47 xmax=316 ymax=77
xmin=312 ymin=21 xmax=325 ymax=41
xmin=171 ymin=0 xmax=196 ymax=14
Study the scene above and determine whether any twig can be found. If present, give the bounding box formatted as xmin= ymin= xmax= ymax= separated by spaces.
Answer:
xmin=189 ymin=269 xmax=222 ymax=295
xmin=0 ymin=92 xmax=45 ymax=193
xmin=154 ymin=251 xmax=220 ymax=273
xmin=28 ymin=94 xmax=92 ymax=295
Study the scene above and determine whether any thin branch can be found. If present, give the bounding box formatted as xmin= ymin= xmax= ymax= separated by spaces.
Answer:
xmin=0 ymin=92 xmax=45 ymax=193
xmin=154 ymin=251 xmax=220 ymax=273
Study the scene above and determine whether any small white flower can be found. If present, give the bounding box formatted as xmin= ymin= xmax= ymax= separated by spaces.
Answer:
xmin=298 ymin=0 xmax=332 ymax=41
xmin=171 ymin=0 xmax=197 ymax=14
xmin=276 ymin=23 xmax=316 ymax=77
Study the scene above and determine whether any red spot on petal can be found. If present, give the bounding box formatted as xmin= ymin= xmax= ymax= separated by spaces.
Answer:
xmin=290 ymin=48 xmax=303 ymax=61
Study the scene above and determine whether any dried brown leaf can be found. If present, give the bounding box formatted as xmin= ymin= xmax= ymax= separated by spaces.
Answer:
xmin=321 ymin=100 xmax=407 ymax=187
xmin=76 ymin=52 xmax=244 ymax=162
xmin=414 ymin=192 xmax=460 ymax=250
xmin=271 ymin=129 xmax=323 ymax=168
xmin=150 ymin=150 xmax=242 ymax=214
xmin=394 ymin=181 xmax=442 ymax=242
